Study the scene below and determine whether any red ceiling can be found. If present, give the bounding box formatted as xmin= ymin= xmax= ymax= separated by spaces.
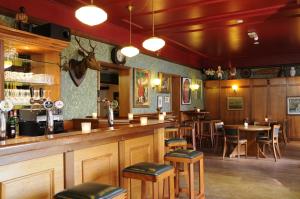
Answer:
xmin=1 ymin=0 xmax=300 ymax=68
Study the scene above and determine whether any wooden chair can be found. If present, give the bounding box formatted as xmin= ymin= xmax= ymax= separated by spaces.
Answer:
xmin=180 ymin=121 xmax=196 ymax=150
xmin=223 ymin=126 xmax=247 ymax=159
xmin=165 ymin=126 xmax=187 ymax=152
xmin=214 ymin=121 xmax=225 ymax=153
xmin=199 ymin=120 xmax=214 ymax=148
xmin=278 ymin=119 xmax=288 ymax=145
xmin=54 ymin=182 xmax=127 ymax=199
xmin=256 ymin=124 xmax=281 ymax=162
xmin=254 ymin=121 xmax=271 ymax=140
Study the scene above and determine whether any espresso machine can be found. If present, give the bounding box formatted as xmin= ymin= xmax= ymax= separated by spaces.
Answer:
xmin=18 ymin=87 xmax=64 ymax=136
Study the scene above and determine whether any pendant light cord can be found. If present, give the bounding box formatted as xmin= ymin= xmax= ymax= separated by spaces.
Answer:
xmin=91 ymin=0 xmax=93 ymax=5
xmin=152 ymin=0 xmax=154 ymax=36
xmin=130 ymin=6 xmax=132 ymax=44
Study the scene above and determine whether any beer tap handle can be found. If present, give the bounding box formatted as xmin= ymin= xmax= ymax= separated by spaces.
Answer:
xmin=39 ymin=88 xmax=44 ymax=99
xmin=30 ymin=87 xmax=34 ymax=98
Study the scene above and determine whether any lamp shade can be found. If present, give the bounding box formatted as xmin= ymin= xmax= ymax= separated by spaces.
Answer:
xmin=121 ymin=45 xmax=139 ymax=57
xmin=75 ymin=5 xmax=107 ymax=26
xmin=142 ymin=37 xmax=165 ymax=52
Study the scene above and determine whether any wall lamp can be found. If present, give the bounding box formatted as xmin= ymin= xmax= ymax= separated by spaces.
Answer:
xmin=151 ymin=78 xmax=161 ymax=89
xmin=232 ymin=84 xmax=238 ymax=92
xmin=190 ymin=83 xmax=200 ymax=91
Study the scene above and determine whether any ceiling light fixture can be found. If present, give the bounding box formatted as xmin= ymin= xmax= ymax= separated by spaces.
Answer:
xmin=75 ymin=0 xmax=107 ymax=26
xmin=120 ymin=5 xmax=139 ymax=57
xmin=236 ymin=19 xmax=244 ymax=24
xmin=142 ymin=0 xmax=165 ymax=52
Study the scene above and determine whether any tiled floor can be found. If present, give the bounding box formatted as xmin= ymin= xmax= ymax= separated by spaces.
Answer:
xmin=180 ymin=141 xmax=300 ymax=199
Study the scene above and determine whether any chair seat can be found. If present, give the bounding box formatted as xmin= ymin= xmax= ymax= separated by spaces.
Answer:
xmin=123 ymin=162 xmax=173 ymax=176
xmin=54 ymin=182 xmax=125 ymax=199
xmin=228 ymin=139 xmax=247 ymax=144
xmin=165 ymin=138 xmax=187 ymax=146
xmin=165 ymin=149 xmax=203 ymax=159
xmin=257 ymin=138 xmax=272 ymax=143
xmin=256 ymin=135 xmax=269 ymax=140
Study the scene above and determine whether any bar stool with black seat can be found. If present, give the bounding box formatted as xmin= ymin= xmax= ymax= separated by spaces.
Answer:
xmin=54 ymin=182 xmax=127 ymax=199
xmin=122 ymin=162 xmax=175 ymax=199
xmin=164 ymin=149 xmax=205 ymax=199
xmin=179 ymin=121 xmax=196 ymax=150
xmin=165 ymin=126 xmax=188 ymax=152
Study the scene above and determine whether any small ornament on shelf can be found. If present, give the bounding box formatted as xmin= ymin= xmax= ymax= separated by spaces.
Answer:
xmin=228 ymin=67 xmax=237 ymax=79
xmin=15 ymin=6 xmax=32 ymax=32
xmin=203 ymin=68 xmax=216 ymax=80
xmin=290 ymin=66 xmax=296 ymax=77
xmin=216 ymin=66 xmax=224 ymax=79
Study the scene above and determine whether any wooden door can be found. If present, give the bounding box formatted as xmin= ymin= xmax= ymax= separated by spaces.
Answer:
xmin=0 ymin=154 xmax=64 ymax=199
xmin=73 ymin=142 xmax=119 ymax=186
xmin=119 ymin=135 xmax=154 ymax=199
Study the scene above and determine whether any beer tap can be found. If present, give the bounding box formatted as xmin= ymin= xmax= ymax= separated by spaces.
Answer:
xmin=0 ymin=100 xmax=13 ymax=141
xmin=43 ymin=100 xmax=64 ymax=136
xmin=101 ymin=98 xmax=114 ymax=127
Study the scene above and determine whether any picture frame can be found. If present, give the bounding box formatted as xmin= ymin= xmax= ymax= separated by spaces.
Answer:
xmin=157 ymin=96 xmax=163 ymax=108
xmin=157 ymin=72 xmax=171 ymax=93
xmin=133 ymin=68 xmax=151 ymax=108
xmin=287 ymin=96 xmax=300 ymax=115
xmin=227 ymin=97 xmax=244 ymax=110
xmin=164 ymin=96 xmax=170 ymax=103
xmin=181 ymin=77 xmax=192 ymax=105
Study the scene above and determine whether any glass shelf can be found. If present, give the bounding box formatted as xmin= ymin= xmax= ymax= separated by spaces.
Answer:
xmin=4 ymin=80 xmax=53 ymax=86
xmin=7 ymin=57 xmax=60 ymax=67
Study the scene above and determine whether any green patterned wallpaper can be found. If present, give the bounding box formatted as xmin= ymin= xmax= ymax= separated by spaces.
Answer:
xmin=61 ymin=36 xmax=203 ymax=119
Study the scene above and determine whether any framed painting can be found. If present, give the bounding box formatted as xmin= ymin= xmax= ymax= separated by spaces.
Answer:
xmin=181 ymin=77 xmax=192 ymax=105
xmin=227 ymin=97 xmax=244 ymax=110
xmin=158 ymin=72 xmax=171 ymax=93
xmin=287 ymin=97 xmax=300 ymax=115
xmin=164 ymin=96 xmax=170 ymax=103
xmin=157 ymin=96 xmax=163 ymax=108
xmin=133 ymin=68 xmax=151 ymax=108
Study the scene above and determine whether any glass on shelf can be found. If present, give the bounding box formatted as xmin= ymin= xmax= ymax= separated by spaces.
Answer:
xmin=4 ymin=71 xmax=54 ymax=85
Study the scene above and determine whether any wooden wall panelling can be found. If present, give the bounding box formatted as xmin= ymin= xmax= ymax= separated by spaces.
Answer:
xmin=0 ymin=154 xmax=64 ymax=199
xmin=119 ymin=68 xmax=131 ymax=117
xmin=172 ymin=76 xmax=181 ymax=119
xmin=73 ymin=142 xmax=119 ymax=186
xmin=269 ymin=78 xmax=286 ymax=121
xmin=119 ymin=135 xmax=154 ymax=199
xmin=0 ymin=40 xmax=3 ymax=100
xmin=204 ymin=80 xmax=220 ymax=119
xmin=219 ymin=80 xmax=251 ymax=124
xmin=251 ymin=79 xmax=268 ymax=122
xmin=286 ymin=77 xmax=300 ymax=139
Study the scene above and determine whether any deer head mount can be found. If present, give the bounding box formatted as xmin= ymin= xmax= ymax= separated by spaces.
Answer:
xmin=63 ymin=36 xmax=102 ymax=87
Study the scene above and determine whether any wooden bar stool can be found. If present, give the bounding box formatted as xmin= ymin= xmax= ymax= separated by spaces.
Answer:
xmin=122 ymin=162 xmax=175 ymax=199
xmin=165 ymin=126 xmax=188 ymax=152
xmin=180 ymin=122 xmax=196 ymax=150
xmin=54 ymin=182 xmax=127 ymax=199
xmin=164 ymin=149 xmax=205 ymax=199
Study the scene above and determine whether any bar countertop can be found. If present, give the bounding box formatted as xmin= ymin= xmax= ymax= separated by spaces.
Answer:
xmin=0 ymin=120 xmax=174 ymax=160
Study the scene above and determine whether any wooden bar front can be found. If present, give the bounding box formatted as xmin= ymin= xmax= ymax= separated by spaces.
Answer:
xmin=0 ymin=120 xmax=174 ymax=199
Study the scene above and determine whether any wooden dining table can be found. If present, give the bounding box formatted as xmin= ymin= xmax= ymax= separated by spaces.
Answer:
xmin=224 ymin=125 xmax=271 ymax=158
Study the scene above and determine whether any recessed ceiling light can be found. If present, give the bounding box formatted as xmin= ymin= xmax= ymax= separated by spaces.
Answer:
xmin=236 ymin=19 xmax=244 ymax=24
xmin=254 ymin=41 xmax=260 ymax=45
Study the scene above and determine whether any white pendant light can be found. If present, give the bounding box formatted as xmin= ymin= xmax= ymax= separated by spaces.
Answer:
xmin=121 ymin=5 xmax=139 ymax=57
xmin=143 ymin=0 xmax=165 ymax=52
xmin=75 ymin=0 xmax=107 ymax=26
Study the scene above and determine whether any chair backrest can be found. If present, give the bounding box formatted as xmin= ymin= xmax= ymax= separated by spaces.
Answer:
xmin=214 ymin=122 xmax=224 ymax=135
xmin=272 ymin=125 xmax=280 ymax=140
xmin=224 ymin=126 xmax=239 ymax=140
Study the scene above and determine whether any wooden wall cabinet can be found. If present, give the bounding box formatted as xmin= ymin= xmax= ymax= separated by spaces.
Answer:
xmin=204 ymin=77 xmax=300 ymax=140
xmin=0 ymin=154 xmax=64 ymax=199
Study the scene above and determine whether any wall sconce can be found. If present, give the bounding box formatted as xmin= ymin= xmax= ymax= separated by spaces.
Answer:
xmin=232 ymin=84 xmax=238 ymax=92
xmin=151 ymin=78 xmax=161 ymax=89
xmin=190 ymin=83 xmax=200 ymax=91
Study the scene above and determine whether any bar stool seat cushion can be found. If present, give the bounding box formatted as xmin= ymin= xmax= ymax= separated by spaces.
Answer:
xmin=165 ymin=149 xmax=203 ymax=159
xmin=165 ymin=138 xmax=187 ymax=146
xmin=54 ymin=182 xmax=125 ymax=199
xmin=123 ymin=162 xmax=173 ymax=176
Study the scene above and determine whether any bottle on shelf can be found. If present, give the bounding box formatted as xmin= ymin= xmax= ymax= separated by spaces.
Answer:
xmin=6 ymin=110 xmax=16 ymax=139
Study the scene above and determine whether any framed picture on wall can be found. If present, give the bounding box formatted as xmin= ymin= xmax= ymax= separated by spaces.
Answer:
xmin=157 ymin=96 xmax=163 ymax=108
xmin=227 ymin=97 xmax=244 ymax=110
xmin=133 ymin=68 xmax=151 ymax=108
xmin=287 ymin=97 xmax=300 ymax=115
xmin=157 ymin=72 xmax=171 ymax=93
xmin=181 ymin=77 xmax=192 ymax=105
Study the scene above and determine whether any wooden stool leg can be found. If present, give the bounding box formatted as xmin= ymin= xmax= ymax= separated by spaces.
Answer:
xmin=276 ymin=142 xmax=281 ymax=158
xmin=152 ymin=182 xmax=159 ymax=199
xmin=188 ymin=163 xmax=195 ymax=199
xmin=272 ymin=142 xmax=277 ymax=162
xmin=222 ymin=139 xmax=227 ymax=160
xmin=122 ymin=177 xmax=130 ymax=198
xmin=199 ymin=158 xmax=205 ymax=198
xmin=169 ymin=174 xmax=175 ymax=199
xmin=184 ymin=163 xmax=189 ymax=193
xmin=141 ymin=180 xmax=147 ymax=199
xmin=174 ymin=162 xmax=179 ymax=196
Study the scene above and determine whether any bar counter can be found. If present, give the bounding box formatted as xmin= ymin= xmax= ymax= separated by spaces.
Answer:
xmin=0 ymin=120 xmax=174 ymax=199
